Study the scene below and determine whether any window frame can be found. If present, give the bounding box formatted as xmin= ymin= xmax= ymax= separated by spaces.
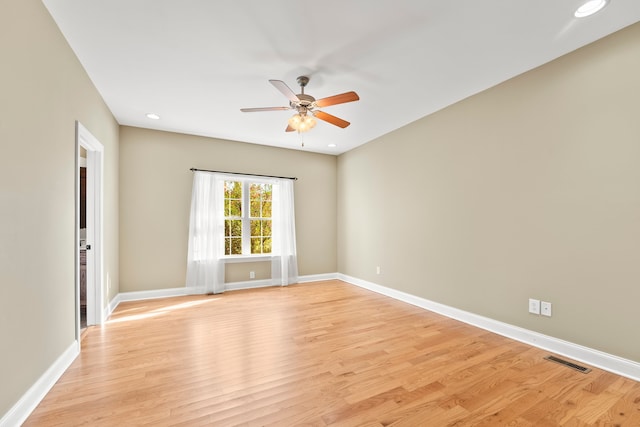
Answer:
xmin=223 ymin=178 xmax=273 ymax=258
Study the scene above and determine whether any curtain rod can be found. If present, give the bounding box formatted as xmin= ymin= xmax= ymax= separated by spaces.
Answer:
xmin=190 ymin=168 xmax=297 ymax=181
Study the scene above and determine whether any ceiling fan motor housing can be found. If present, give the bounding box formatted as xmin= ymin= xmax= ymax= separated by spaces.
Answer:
xmin=291 ymin=93 xmax=316 ymax=113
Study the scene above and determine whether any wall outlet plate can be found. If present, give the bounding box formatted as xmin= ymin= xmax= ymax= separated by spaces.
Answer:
xmin=529 ymin=298 xmax=541 ymax=314
xmin=541 ymin=301 xmax=552 ymax=317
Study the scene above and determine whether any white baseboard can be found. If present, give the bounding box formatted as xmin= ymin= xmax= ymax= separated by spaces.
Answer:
xmin=116 ymin=287 xmax=190 ymax=302
xmin=104 ymin=293 xmax=120 ymax=321
xmin=105 ymin=287 xmax=191 ymax=320
xmin=0 ymin=341 xmax=79 ymax=427
xmin=338 ymin=274 xmax=640 ymax=382
xmin=297 ymin=273 xmax=338 ymax=283
xmin=107 ymin=273 xmax=340 ymax=314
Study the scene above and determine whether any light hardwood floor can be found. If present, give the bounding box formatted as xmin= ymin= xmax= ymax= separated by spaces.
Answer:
xmin=25 ymin=280 xmax=640 ymax=426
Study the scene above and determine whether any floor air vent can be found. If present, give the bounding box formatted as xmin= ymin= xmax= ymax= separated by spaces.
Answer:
xmin=544 ymin=355 xmax=591 ymax=373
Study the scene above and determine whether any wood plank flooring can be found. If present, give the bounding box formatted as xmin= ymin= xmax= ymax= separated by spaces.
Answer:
xmin=25 ymin=280 xmax=640 ymax=426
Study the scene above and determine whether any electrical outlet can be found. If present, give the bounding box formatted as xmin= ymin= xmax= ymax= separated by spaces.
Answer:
xmin=541 ymin=301 xmax=552 ymax=317
xmin=249 ymin=271 xmax=255 ymax=279
xmin=529 ymin=298 xmax=540 ymax=315
xmin=376 ymin=266 xmax=381 ymax=275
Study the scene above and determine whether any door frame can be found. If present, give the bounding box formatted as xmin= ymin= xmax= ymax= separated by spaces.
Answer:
xmin=76 ymin=121 xmax=105 ymax=340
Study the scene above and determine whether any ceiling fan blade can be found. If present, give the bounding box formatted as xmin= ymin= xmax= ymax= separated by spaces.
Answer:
xmin=269 ymin=80 xmax=300 ymax=103
xmin=314 ymin=110 xmax=351 ymax=128
xmin=285 ymin=125 xmax=295 ymax=132
xmin=315 ymin=91 xmax=359 ymax=108
xmin=240 ymin=106 xmax=290 ymax=112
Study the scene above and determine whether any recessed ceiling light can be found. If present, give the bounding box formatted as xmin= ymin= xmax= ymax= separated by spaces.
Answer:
xmin=328 ymin=143 xmax=337 ymax=148
xmin=574 ymin=0 xmax=608 ymax=18
xmin=145 ymin=113 xmax=160 ymax=120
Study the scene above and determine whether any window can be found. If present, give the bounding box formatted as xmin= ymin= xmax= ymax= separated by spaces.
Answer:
xmin=224 ymin=180 xmax=272 ymax=255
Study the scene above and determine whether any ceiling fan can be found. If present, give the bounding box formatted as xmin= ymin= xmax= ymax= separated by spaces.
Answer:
xmin=240 ymin=76 xmax=359 ymax=133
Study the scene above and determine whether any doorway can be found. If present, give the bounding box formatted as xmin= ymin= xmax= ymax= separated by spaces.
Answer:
xmin=76 ymin=122 xmax=104 ymax=340
xmin=79 ymin=156 xmax=87 ymax=328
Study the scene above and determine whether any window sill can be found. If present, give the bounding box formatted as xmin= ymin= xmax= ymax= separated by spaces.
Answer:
xmin=221 ymin=255 xmax=271 ymax=264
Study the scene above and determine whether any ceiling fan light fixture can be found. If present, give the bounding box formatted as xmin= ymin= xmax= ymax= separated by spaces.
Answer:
xmin=574 ymin=0 xmax=608 ymax=17
xmin=288 ymin=113 xmax=316 ymax=133
xmin=241 ymin=76 xmax=359 ymax=134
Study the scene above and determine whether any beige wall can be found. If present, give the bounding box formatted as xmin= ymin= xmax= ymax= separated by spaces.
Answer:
xmin=119 ymin=126 xmax=337 ymax=292
xmin=338 ymin=22 xmax=640 ymax=363
xmin=0 ymin=0 xmax=119 ymax=417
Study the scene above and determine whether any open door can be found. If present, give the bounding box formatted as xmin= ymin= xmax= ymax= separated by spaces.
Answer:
xmin=76 ymin=122 xmax=104 ymax=340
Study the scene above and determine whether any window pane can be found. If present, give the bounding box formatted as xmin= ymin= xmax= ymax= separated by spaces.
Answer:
xmin=262 ymin=201 xmax=272 ymax=218
xmin=250 ymin=183 xmax=260 ymax=200
xmin=225 ymin=220 xmax=230 ymax=237
xmin=225 ymin=181 xmax=242 ymax=198
xmin=250 ymin=201 xmax=260 ymax=218
xmin=230 ymin=219 xmax=242 ymax=237
xmin=230 ymin=200 xmax=241 ymax=217
xmin=251 ymin=237 xmax=262 ymax=254
xmin=263 ymin=237 xmax=272 ymax=253
xmin=262 ymin=220 xmax=272 ymax=237
xmin=250 ymin=219 xmax=260 ymax=236
xmin=225 ymin=238 xmax=230 ymax=255
xmin=232 ymin=182 xmax=242 ymax=198
xmin=230 ymin=237 xmax=242 ymax=255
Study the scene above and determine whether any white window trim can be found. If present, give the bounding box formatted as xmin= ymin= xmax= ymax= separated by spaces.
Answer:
xmin=221 ymin=254 xmax=271 ymax=263
xmin=224 ymin=178 xmax=274 ymax=257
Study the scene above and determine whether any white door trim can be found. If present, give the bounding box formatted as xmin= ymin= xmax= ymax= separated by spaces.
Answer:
xmin=76 ymin=121 xmax=105 ymax=339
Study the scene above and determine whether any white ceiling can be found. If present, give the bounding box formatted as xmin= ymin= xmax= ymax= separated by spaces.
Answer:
xmin=43 ymin=0 xmax=640 ymax=155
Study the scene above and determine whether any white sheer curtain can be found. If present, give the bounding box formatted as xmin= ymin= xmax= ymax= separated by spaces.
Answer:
xmin=271 ymin=179 xmax=299 ymax=286
xmin=186 ymin=172 xmax=298 ymax=292
xmin=185 ymin=171 xmax=225 ymax=294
